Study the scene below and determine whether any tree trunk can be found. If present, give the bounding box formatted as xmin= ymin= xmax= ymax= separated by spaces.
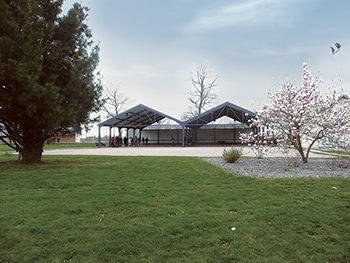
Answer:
xmin=20 ymin=144 xmax=44 ymax=163
xmin=295 ymin=144 xmax=308 ymax=163
xmin=294 ymin=135 xmax=308 ymax=163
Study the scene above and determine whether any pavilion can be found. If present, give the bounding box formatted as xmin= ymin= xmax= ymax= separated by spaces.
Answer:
xmin=97 ymin=101 xmax=256 ymax=146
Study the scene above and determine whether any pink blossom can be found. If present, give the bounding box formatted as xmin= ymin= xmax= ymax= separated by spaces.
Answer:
xmin=240 ymin=63 xmax=350 ymax=163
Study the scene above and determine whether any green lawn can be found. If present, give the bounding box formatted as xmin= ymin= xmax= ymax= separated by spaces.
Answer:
xmin=327 ymin=150 xmax=350 ymax=156
xmin=0 ymin=142 xmax=96 ymax=152
xmin=1 ymin=154 xmax=349 ymax=262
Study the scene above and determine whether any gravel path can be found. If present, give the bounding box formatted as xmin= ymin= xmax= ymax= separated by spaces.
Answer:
xmin=203 ymin=157 xmax=350 ymax=178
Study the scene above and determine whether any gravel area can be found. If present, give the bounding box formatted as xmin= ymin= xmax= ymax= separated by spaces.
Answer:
xmin=203 ymin=157 xmax=350 ymax=178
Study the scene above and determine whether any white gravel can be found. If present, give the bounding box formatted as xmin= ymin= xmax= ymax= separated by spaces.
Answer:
xmin=203 ymin=157 xmax=350 ymax=178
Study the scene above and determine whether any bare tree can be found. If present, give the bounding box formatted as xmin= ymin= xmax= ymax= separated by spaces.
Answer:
xmin=181 ymin=63 xmax=218 ymax=120
xmin=102 ymin=82 xmax=128 ymax=118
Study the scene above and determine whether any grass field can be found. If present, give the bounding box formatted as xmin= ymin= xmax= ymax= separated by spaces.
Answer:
xmin=327 ymin=150 xmax=350 ymax=156
xmin=1 ymin=154 xmax=349 ymax=262
xmin=0 ymin=142 xmax=96 ymax=152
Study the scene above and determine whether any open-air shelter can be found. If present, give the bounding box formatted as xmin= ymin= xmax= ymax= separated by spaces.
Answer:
xmin=183 ymin=101 xmax=257 ymax=144
xmin=98 ymin=101 xmax=257 ymax=146
xmin=98 ymin=104 xmax=186 ymax=146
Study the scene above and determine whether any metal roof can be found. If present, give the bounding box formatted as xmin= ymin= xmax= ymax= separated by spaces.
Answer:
xmin=183 ymin=101 xmax=256 ymax=128
xmin=98 ymin=104 xmax=184 ymax=130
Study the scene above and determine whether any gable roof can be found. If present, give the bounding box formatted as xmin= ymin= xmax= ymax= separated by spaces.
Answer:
xmin=98 ymin=104 xmax=184 ymax=130
xmin=183 ymin=101 xmax=256 ymax=128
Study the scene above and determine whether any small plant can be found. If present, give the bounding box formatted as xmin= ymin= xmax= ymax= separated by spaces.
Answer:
xmin=222 ymin=147 xmax=242 ymax=163
xmin=283 ymin=154 xmax=302 ymax=171
xmin=283 ymin=158 xmax=293 ymax=171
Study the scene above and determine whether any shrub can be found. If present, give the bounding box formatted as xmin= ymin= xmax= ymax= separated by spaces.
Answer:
xmin=283 ymin=154 xmax=302 ymax=171
xmin=222 ymin=147 xmax=242 ymax=163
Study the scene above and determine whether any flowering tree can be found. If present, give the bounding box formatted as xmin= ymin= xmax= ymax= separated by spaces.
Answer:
xmin=240 ymin=131 xmax=271 ymax=159
xmin=241 ymin=63 xmax=350 ymax=163
xmin=320 ymin=95 xmax=350 ymax=154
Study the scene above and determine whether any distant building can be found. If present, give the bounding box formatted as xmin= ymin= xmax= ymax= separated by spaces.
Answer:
xmin=0 ymin=131 xmax=80 ymax=144
xmin=0 ymin=130 xmax=10 ymax=144
xmin=317 ymin=94 xmax=350 ymax=149
xmin=47 ymin=133 xmax=81 ymax=143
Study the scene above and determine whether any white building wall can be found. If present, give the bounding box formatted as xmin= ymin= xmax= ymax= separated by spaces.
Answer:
xmin=142 ymin=127 xmax=253 ymax=145
xmin=141 ymin=129 xmax=181 ymax=144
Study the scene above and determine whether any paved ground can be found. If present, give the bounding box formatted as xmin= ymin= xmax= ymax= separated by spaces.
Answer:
xmin=43 ymin=146 xmax=335 ymax=158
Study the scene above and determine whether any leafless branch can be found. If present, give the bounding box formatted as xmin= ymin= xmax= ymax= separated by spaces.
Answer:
xmin=102 ymin=82 xmax=128 ymax=118
xmin=181 ymin=63 xmax=218 ymax=120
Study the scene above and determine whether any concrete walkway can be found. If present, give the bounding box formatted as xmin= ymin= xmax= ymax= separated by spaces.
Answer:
xmin=43 ymin=146 xmax=334 ymax=158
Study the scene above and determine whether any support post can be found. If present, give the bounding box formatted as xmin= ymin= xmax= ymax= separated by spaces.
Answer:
xmin=109 ymin=127 xmax=112 ymax=147
xmin=98 ymin=126 xmax=101 ymax=148
xmin=182 ymin=126 xmax=185 ymax=147
xmin=157 ymin=129 xmax=160 ymax=144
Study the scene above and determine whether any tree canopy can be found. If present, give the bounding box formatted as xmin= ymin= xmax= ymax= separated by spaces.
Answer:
xmin=0 ymin=0 xmax=103 ymax=162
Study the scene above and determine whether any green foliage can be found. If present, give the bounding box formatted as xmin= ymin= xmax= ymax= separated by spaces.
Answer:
xmin=0 ymin=1 xmax=103 ymax=162
xmin=327 ymin=150 xmax=350 ymax=156
xmin=222 ymin=147 xmax=243 ymax=163
xmin=1 ymin=155 xmax=349 ymax=262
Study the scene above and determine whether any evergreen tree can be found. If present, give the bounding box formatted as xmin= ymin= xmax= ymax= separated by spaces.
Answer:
xmin=0 ymin=0 xmax=103 ymax=162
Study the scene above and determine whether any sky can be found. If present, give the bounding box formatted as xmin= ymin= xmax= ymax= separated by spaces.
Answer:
xmin=62 ymin=0 xmax=350 ymax=137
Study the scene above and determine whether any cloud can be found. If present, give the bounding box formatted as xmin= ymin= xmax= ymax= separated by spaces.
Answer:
xmin=250 ymin=48 xmax=284 ymax=56
xmin=183 ymin=0 xmax=300 ymax=34
xmin=250 ymin=45 xmax=321 ymax=57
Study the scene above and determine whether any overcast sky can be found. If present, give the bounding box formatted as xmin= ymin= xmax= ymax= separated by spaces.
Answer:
xmin=63 ymin=0 xmax=350 ymax=136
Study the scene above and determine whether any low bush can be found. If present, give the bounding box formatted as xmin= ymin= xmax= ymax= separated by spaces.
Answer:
xmin=283 ymin=154 xmax=302 ymax=171
xmin=222 ymin=147 xmax=242 ymax=163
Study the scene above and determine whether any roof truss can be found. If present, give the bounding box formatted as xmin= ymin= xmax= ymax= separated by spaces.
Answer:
xmin=184 ymin=101 xmax=256 ymax=128
xmin=98 ymin=104 xmax=184 ymax=130
xmin=98 ymin=102 xmax=256 ymax=131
